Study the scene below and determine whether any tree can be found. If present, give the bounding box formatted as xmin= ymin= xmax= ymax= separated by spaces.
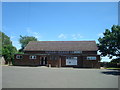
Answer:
xmin=0 ymin=32 xmax=12 ymax=56
xmin=0 ymin=32 xmax=17 ymax=64
xmin=19 ymin=35 xmax=37 ymax=52
xmin=2 ymin=45 xmax=17 ymax=64
xmin=98 ymin=25 xmax=120 ymax=60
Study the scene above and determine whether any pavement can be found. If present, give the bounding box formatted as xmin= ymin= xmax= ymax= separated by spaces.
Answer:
xmin=2 ymin=66 xmax=119 ymax=88
xmin=0 ymin=65 xmax=2 ymax=90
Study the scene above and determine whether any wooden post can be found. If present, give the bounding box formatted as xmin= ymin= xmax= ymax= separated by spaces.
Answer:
xmin=59 ymin=56 xmax=61 ymax=67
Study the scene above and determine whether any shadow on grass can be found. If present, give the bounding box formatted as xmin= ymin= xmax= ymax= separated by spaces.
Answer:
xmin=101 ymin=70 xmax=120 ymax=76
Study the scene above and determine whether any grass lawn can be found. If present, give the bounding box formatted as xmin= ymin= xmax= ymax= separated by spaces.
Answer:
xmin=106 ymin=68 xmax=120 ymax=70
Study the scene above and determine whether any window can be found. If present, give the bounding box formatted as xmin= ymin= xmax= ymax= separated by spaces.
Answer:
xmin=29 ymin=55 xmax=36 ymax=59
xmin=16 ymin=55 xmax=23 ymax=59
xmin=87 ymin=56 xmax=96 ymax=60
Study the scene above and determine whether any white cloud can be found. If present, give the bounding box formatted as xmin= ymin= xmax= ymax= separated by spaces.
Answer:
xmin=26 ymin=27 xmax=41 ymax=40
xmin=10 ymin=35 xmax=16 ymax=39
xmin=98 ymin=33 xmax=103 ymax=37
xmin=58 ymin=33 xmax=83 ymax=40
xmin=12 ymin=40 xmax=21 ymax=50
xmin=9 ymin=35 xmax=21 ymax=50
xmin=72 ymin=34 xmax=83 ymax=40
xmin=58 ymin=33 xmax=66 ymax=39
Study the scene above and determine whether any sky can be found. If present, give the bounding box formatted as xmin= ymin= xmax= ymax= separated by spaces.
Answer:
xmin=2 ymin=2 xmax=118 ymax=62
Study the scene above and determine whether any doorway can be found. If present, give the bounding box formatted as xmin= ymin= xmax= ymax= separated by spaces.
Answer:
xmin=40 ymin=57 xmax=47 ymax=66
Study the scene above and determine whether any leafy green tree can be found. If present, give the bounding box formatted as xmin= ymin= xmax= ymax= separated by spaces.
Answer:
xmin=1 ymin=32 xmax=12 ymax=46
xmin=98 ymin=25 xmax=120 ymax=60
xmin=0 ymin=32 xmax=12 ymax=56
xmin=0 ymin=32 xmax=17 ymax=64
xmin=2 ymin=45 xmax=17 ymax=64
xmin=19 ymin=35 xmax=37 ymax=52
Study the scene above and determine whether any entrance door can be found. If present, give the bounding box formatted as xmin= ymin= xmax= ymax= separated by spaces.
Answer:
xmin=40 ymin=57 xmax=47 ymax=66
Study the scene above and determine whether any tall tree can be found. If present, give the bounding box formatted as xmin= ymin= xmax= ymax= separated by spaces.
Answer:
xmin=1 ymin=32 xmax=12 ymax=46
xmin=19 ymin=35 xmax=37 ymax=52
xmin=98 ymin=25 xmax=120 ymax=60
xmin=2 ymin=45 xmax=17 ymax=64
xmin=0 ymin=32 xmax=17 ymax=64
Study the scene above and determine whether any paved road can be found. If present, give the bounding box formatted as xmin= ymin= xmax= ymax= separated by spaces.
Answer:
xmin=0 ymin=66 xmax=2 ymax=90
xmin=2 ymin=66 xmax=119 ymax=88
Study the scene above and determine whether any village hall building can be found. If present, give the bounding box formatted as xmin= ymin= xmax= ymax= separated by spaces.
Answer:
xmin=14 ymin=41 xmax=100 ymax=68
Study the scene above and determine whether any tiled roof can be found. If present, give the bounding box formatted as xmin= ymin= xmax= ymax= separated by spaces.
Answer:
xmin=24 ymin=41 xmax=98 ymax=51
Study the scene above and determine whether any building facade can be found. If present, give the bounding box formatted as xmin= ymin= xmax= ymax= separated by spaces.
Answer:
xmin=14 ymin=41 xmax=100 ymax=68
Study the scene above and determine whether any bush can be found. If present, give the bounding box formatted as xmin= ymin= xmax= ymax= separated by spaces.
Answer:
xmin=100 ymin=62 xmax=120 ymax=68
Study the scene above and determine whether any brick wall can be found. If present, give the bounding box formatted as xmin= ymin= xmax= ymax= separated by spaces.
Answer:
xmin=14 ymin=54 xmax=40 ymax=66
xmin=14 ymin=51 xmax=100 ymax=68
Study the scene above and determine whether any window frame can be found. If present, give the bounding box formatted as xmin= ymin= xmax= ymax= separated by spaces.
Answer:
xmin=87 ymin=56 xmax=96 ymax=60
xmin=16 ymin=55 xmax=23 ymax=59
xmin=29 ymin=55 xmax=37 ymax=59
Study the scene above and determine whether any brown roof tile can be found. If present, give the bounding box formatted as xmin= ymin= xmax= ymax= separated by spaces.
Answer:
xmin=24 ymin=41 xmax=98 ymax=51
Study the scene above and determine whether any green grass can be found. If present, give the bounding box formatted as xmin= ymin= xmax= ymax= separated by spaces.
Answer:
xmin=106 ymin=68 xmax=120 ymax=70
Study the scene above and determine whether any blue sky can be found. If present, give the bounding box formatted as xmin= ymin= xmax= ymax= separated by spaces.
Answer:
xmin=2 ymin=2 xmax=118 ymax=62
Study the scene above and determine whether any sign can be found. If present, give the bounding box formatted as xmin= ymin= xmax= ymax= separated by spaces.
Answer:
xmin=66 ymin=57 xmax=77 ymax=65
